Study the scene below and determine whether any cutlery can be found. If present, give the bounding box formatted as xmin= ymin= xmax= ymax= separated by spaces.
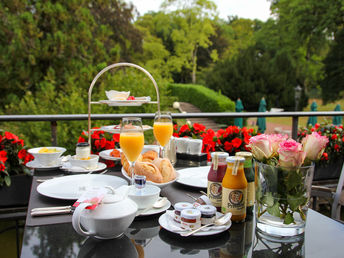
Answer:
xmin=186 ymin=193 xmax=197 ymax=201
xmin=136 ymin=197 xmax=168 ymax=216
xmin=31 ymin=206 xmax=74 ymax=217
xmin=180 ymin=213 xmax=232 ymax=237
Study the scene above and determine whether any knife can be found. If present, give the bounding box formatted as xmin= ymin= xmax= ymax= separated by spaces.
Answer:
xmin=31 ymin=206 xmax=74 ymax=217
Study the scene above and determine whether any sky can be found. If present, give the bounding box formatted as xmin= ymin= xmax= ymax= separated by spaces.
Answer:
xmin=128 ymin=0 xmax=272 ymax=21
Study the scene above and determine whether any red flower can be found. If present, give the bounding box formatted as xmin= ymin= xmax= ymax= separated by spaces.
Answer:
xmin=0 ymin=150 xmax=8 ymax=164
xmin=179 ymin=124 xmax=190 ymax=134
xmin=113 ymin=134 xmax=120 ymax=143
xmin=315 ymin=123 xmax=320 ymax=130
xmin=78 ymin=136 xmax=86 ymax=143
xmin=4 ymin=131 xmax=19 ymax=141
xmin=105 ymin=140 xmax=115 ymax=150
xmin=193 ymin=123 xmax=206 ymax=134
xmin=0 ymin=162 xmax=5 ymax=172
xmin=231 ymin=138 xmax=242 ymax=148
xmin=224 ymin=142 xmax=233 ymax=152
xmin=18 ymin=149 xmax=27 ymax=160
xmin=233 ymin=127 xmax=240 ymax=134
xmin=331 ymin=134 xmax=338 ymax=140
xmin=216 ymin=129 xmax=225 ymax=138
xmin=322 ymin=152 xmax=329 ymax=160
xmin=334 ymin=144 xmax=340 ymax=151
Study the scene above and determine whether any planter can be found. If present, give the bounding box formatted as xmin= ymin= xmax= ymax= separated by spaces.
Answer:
xmin=313 ymin=158 xmax=344 ymax=181
xmin=255 ymin=162 xmax=314 ymax=238
xmin=0 ymin=174 xmax=32 ymax=208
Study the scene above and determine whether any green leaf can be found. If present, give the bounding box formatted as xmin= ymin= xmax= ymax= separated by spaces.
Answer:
xmin=267 ymin=201 xmax=281 ymax=217
xmin=4 ymin=175 xmax=11 ymax=187
xmin=262 ymin=192 xmax=274 ymax=207
xmin=286 ymin=170 xmax=303 ymax=191
xmin=284 ymin=212 xmax=294 ymax=225
xmin=287 ymin=194 xmax=307 ymax=211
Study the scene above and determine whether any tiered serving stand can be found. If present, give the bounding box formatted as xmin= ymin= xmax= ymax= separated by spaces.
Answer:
xmin=87 ymin=62 xmax=161 ymax=147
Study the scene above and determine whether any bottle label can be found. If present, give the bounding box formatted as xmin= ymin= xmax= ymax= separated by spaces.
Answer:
xmin=247 ymin=182 xmax=255 ymax=207
xmin=222 ymin=188 xmax=247 ymax=215
xmin=207 ymin=181 xmax=222 ymax=207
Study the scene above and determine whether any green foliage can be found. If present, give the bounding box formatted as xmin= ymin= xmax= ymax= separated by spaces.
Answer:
xmin=169 ymin=83 xmax=235 ymax=124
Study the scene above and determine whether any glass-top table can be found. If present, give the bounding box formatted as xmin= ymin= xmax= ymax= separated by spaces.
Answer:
xmin=20 ymin=167 xmax=344 ymax=258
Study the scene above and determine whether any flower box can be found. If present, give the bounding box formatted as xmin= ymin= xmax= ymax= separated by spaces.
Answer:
xmin=0 ymin=174 xmax=32 ymax=208
xmin=313 ymin=158 xmax=344 ymax=181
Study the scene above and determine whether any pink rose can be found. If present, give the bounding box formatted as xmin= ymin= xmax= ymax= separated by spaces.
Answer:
xmin=278 ymin=139 xmax=306 ymax=168
xmin=248 ymin=134 xmax=273 ymax=161
xmin=302 ymin=132 xmax=329 ymax=161
xmin=268 ymin=134 xmax=288 ymax=153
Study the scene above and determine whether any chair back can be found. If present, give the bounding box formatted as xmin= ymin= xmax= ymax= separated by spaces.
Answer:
xmin=331 ymin=163 xmax=344 ymax=219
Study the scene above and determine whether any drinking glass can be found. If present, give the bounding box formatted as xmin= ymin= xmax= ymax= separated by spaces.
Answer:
xmin=153 ymin=111 xmax=173 ymax=158
xmin=120 ymin=117 xmax=144 ymax=184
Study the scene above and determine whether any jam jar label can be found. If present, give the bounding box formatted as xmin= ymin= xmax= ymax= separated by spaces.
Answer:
xmin=247 ymin=182 xmax=255 ymax=207
xmin=207 ymin=181 xmax=222 ymax=207
xmin=221 ymin=188 xmax=247 ymax=215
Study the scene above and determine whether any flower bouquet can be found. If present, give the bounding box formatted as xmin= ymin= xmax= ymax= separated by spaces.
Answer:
xmin=0 ymin=131 xmax=33 ymax=187
xmin=248 ymin=133 xmax=328 ymax=237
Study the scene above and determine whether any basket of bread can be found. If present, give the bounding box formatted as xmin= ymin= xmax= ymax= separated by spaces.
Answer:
xmin=121 ymin=148 xmax=178 ymax=188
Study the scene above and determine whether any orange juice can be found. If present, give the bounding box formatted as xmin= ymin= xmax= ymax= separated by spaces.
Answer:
xmin=222 ymin=156 xmax=247 ymax=222
xmin=153 ymin=122 xmax=173 ymax=147
xmin=120 ymin=132 xmax=144 ymax=162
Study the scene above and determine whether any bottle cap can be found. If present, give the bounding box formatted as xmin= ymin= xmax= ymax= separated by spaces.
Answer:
xmin=174 ymin=202 xmax=194 ymax=212
xmin=76 ymin=142 xmax=90 ymax=147
xmin=235 ymin=152 xmax=253 ymax=160
xmin=211 ymin=152 xmax=229 ymax=159
xmin=134 ymin=175 xmax=146 ymax=189
xmin=226 ymin=156 xmax=245 ymax=163
xmin=196 ymin=205 xmax=217 ymax=216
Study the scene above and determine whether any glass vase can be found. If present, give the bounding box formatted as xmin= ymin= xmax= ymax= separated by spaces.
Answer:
xmin=255 ymin=161 xmax=314 ymax=238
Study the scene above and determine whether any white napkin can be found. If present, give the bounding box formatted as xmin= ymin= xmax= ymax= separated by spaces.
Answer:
xmin=165 ymin=210 xmax=228 ymax=233
xmin=61 ymin=162 xmax=90 ymax=172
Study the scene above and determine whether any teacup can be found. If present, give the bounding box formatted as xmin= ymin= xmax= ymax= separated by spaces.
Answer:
xmin=70 ymin=154 xmax=99 ymax=170
xmin=127 ymin=185 xmax=160 ymax=209
xmin=28 ymin=146 xmax=66 ymax=166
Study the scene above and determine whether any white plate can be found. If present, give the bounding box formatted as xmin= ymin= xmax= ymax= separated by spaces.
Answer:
xmin=99 ymin=97 xmax=151 ymax=106
xmin=37 ymin=174 xmax=128 ymax=200
xmin=121 ymin=168 xmax=179 ymax=189
xmin=91 ymin=125 xmax=152 ymax=134
xmin=137 ymin=199 xmax=171 ymax=217
xmin=61 ymin=162 xmax=107 ymax=173
xmin=99 ymin=149 xmax=122 ymax=161
xmin=176 ymin=166 xmax=210 ymax=188
xmin=26 ymin=160 xmax=62 ymax=170
xmin=158 ymin=211 xmax=231 ymax=236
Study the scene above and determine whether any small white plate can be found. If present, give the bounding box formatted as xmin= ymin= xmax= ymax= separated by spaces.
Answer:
xmin=99 ymin=149 xmax=122 ymax=161
xmin=176 ymin=166 xmax=210 ymax=188
xmin=61 ymin=162 xmax=107 ymax=173
xmin=99 ymin=97 xmax=151 ymax=106
xmin=26 ymin=160 xmax=62 ymax=170
xmin=121 ymin=168 xmax=179 ymax=189
xmin=37 ymin=174 xmax=128 ymax=200
xmin=159 ymin=211 xmax=232 ymax=237
xmin=137 ymin=199 xmax=171 ymax=217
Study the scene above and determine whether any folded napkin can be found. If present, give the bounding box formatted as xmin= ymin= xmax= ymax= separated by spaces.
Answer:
xmin=165 ymin=210 xmax=228 ymax=233
xmin=61 ymin=162 xmax=90 ymax=173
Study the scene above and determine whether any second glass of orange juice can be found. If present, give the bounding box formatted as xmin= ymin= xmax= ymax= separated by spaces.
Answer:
xmin=153 ymin=111 xmax=173 ymax=158
xmin=120 ymin=117 xmax=144 ymax=184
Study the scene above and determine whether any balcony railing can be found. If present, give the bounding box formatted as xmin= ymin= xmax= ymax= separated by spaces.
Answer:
xmin=1 ymin=111 xmax=343 ymax=145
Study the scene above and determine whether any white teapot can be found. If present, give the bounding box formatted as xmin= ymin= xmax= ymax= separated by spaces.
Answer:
xmin=72 ymin=186 xmax=137 ymax=239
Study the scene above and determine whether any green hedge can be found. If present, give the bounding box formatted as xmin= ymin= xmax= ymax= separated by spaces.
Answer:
xmin=169 ymin=83 xmax=235 ymax=125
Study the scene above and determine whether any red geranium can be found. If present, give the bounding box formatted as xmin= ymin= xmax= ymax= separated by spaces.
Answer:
xmin=0 ymin=131 xmax=33 ymax=187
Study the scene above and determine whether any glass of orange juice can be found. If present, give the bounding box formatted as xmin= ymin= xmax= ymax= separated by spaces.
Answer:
xmin=120 ymin=117 xmax=144 ymax=184
xmin=153 ymin=111 xmax=173 ymax=158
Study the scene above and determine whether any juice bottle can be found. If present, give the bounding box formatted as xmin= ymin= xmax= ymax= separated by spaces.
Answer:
xmin=236 ymin=152 xmax=255 ymax=216
xmin=207 ymin=152 xmax=229 ymax=212
xmin=222 ymin=156 xmax=247 ymax=222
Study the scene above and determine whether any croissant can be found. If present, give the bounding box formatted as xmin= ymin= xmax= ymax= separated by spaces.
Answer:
xmin=152 ymin=158 xmax=176 ymax=183
xmin=121 ymin=153 xmax=142 ymax=177
xmin=142 ymin=150 xmax=158 ymax=163
xmin=134 ymin=162 xmax=163 ymax=183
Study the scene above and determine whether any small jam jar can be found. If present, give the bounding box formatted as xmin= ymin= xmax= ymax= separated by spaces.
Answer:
xmin=196 ymin=205 xmax=217 ymax=225
xmin=174 ymin=202 xmax=193 ymax=223
xmin=180 ymin=209 xmax=201 ymax=230
xmin=76 ymin=142 xmax=91 ymax=160
xmin=193 ymin=195 xmax=212 ymax=208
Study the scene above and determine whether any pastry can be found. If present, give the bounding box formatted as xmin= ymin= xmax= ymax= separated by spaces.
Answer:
xmin=110 ymin=149 xmax=121 ymax=158
xmin=142 ymin=150 xmax=158 ymax=162
xmin=152 ymin=158 xmax=176 ymax=183
xmin=134 ymin=162 xmax=163 ymax=183
xmin=121 ymin=153 xmax=142 ymax=176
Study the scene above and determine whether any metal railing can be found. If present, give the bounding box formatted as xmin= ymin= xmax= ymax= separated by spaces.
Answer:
xmin=1 ymin=111 xmax=343 ymax=145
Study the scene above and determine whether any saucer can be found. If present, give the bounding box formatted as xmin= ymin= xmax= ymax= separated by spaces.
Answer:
xmin=26 ymin=160 xmax=62 ymax=170
xmin=61 ymin=162 xmax=107 ymax=173
xmin=136 ymin=199 xmax=171 ymax=217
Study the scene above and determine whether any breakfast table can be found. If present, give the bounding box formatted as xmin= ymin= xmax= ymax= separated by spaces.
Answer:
xmin=20 ymin=162 xmax=344 ymax=258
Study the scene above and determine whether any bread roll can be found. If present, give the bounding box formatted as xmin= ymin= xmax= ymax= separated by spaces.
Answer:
xmin=142 ymin=150 xmax=158 ymax=162
xmin=152 ymin=158 xmax=176 ymax=183
xmin=121 ymin=153 xmax=142 ymax=176
xmin=134 ymin=162 xmax=163 ymax=183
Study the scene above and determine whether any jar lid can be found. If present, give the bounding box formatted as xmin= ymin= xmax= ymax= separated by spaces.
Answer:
xmin=181 ymin=208 xmax=201 ymax=219
xmin=226 ymin=156 xmax=245 ymax=163
xmin=196 ymin=195 xmax=212 ymax=206
xmin=76 ymin=142 xmax=90 ymax=147
xmin=235 ymin=152 xmax=253 ymax=160
xmin=211 ymin=152 xmax=229 ymax=159
xmin=174 ymin=202 xmax=193 ymax=211
xmin=196 ymin=205 xmax=216 ymax=215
